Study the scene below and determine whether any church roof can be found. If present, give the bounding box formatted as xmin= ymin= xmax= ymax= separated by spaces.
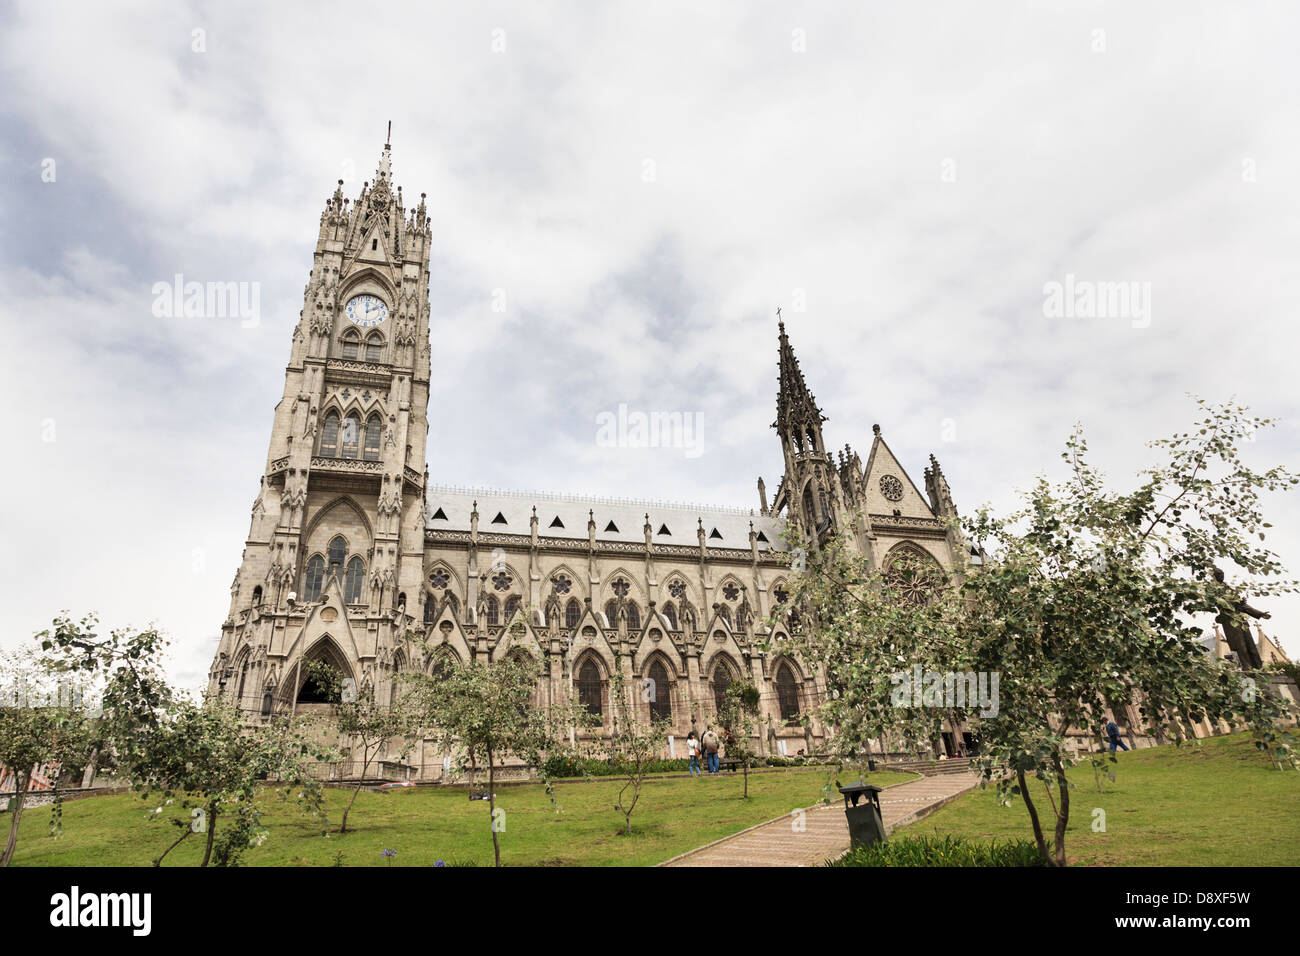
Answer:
xmin=424 ymin=484 xmax=787 ymax=553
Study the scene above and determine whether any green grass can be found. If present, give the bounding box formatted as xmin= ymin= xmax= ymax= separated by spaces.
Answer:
xmin=906 ymin=733 xmax=1300 ymax=866
xmin=5 ymin=768 xmax=914 ymax=867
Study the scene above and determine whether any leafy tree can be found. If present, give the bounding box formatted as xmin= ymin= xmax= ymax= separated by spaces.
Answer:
xmin=409 ymin=650 xmax=580 ymax=867
xmin=717 ymin=679 xmax=761 ymax=797
xmin=776 ymin=400 xmax=1298 ymax=867
xmin=607 ymin=664 xmax=671 ymax=834
xmin=36 ymin=613 xmax=175 ymax=777
xmin=0 ymin=645 xmax=97 ymax=867
xmin=960 ymin=400 xmax=1298 ymax=865
xmin=34 ymin=613 xmax=330 ymax=866
xmin=133 ymin=699 xmax=330 ymax=866
xmin=303 ymin=659 xmax=420 ymax=833
xmin=772 ymin=534 xmax=968 ymax=780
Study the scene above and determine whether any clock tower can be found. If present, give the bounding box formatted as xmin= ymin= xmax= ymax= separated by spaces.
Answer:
xmin=208 ymin=136 xmax=432 ymax=715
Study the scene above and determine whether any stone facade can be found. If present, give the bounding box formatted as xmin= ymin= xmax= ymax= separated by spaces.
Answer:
xmin=204 ymin=141 xmax=980 ymax=774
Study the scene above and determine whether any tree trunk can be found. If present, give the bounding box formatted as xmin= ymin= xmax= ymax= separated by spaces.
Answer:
xmin=1016 ymin=768 xmax=1053 ymax=866
xmin=487 ymin=743 xmax=500 ymax=868
xmin=1051 ymin=750 xmax=1071 ymax=866
xmin=341 ymin=746 xmax=370 ymax=834
xmin=200 ymin=802 xmax=218 ymax=867
xmin=743 ymin=760 xmax=749 ymax=798
xmin=153 ymin=827 xmax=193 ymax=867
xmin=1 ymin=773 xmax=29 ymax=868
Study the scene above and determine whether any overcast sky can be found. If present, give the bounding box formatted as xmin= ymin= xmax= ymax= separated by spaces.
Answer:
xmin=3 ymin=1 xmax=1298 ymax=689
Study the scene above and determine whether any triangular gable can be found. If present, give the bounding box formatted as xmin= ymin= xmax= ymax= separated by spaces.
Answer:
xmin=493 ymin=613 xmax=546 ymax=663
xmin=862 ymin=431 xmax=938 ymax=520
xmin=569 ymin=605 xmax=618 ymax=662
xmin=422 ymin=603 xmax=474 ymax=666
xmin=287 ymin=575 xmax=363 ymax=664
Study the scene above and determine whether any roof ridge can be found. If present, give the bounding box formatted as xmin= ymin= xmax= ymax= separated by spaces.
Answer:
xmin=425 ymin=482 xmax=761 ymax=517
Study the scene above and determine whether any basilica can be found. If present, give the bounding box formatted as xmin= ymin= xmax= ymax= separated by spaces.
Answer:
xmin=206 ymin=140 xmax=977 ymax=773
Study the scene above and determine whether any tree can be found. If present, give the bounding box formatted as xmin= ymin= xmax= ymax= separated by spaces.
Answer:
xmin=772 ymin=532 xmax=968 ymax=781
xmin=34 ymin=613 xmax=330 ymax=866
xmin=133 ymin=699 xmax=330 ymax=866
xmin=608 ymin=664 xmax=671 ymax=834
xmin=303 ymin=659 xmax=420 ymax=833
xmin=410 ymin=650 xmax=579 ymax=866
xmin=959 ymin=400 xmax=1298 ymax=865
xmin=717 ymin=679 xmax=761 ymax=797
xmin=0 ymin=646 xmax=97 ymax=867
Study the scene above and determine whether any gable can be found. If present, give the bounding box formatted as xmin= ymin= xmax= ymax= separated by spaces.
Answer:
xmin=862 ymin=434 xmax=936 ymax=520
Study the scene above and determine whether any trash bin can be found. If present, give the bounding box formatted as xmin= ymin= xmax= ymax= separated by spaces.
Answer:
xmin=837 ymin=780 xmax=885 ymax=849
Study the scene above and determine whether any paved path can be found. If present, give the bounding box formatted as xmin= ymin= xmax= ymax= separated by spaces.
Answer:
xmin=660 ymin=771 xmax=980 ymax=867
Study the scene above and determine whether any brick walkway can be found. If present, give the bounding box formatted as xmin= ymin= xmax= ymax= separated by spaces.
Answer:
xmin=659 ymin=771 xmax=981 ymax=867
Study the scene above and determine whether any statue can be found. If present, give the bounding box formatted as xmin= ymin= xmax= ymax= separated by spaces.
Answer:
xmin=1213 ymin=568 xmax=1269 ymax=671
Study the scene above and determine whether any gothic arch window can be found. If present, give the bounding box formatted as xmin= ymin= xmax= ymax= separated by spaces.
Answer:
xmin=776 ymin=662 xmax=801 ymax=724
xmin=328 ymin=536 xmax=348 ymax=580
xmin=429 ymin=649 xmax=457 ymax=682
xmin=364 ymin=331 xmax=384 ymax=363
xmin=712 ymin=658 xmax=737 ymax=715
xmin=565 ymin=598 xmax=581 ymax=629
xmin=341 ymin=413 xmax=361 ymax=459
xmin=485 ymin=595 xmax=500 ymax=627
xmin=303 ymin=554 xmax=325 ymax=602
xmin=717 ymin=605 xmax=732 ymax=628
xmin=251 ymin=585 xmax=263 ymax=607
xmin=663 ymin=602 xmax=678 ymax=630
xmin=626 ymin=602 xmax=640 ymax=630
xmin=344 ymin=556 xmax=365 ymax=604
xmin=319 ymin=411 xmax=340 ymax=457
xmin=423 ymin=596 xmax=436 ymax=624
xmin=504 ymin=595 xmax=521 ymax=622
xmin=446 ymin=592 xmax=460 ymax=620
xmin=802 ymin=484 xmax=818 ymax=529
xmin=647 ymin=658 xmax=671 ymax=722
xmin=577 ymin=659 xmax=604 ymax=719
xmin=364 ymin=414 xmax=382 ymax=461
xmin=341 ymin=328 xmax=361 ymax=360
xmin=605 ymin=600 xmax=619 ymax=627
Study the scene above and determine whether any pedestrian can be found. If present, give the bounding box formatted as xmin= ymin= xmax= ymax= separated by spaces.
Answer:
xmin=702 ymin=727 xmax=720 ymax=774
xmin=686 ymin=730 xmax=701 ymax=776
xmin=1105 ymin=719 xmax=1129 ymax=753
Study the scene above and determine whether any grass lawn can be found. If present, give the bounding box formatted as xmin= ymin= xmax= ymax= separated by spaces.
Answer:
xmin=904 ymin=733 xmax=1300 ymax=866
xmin=6 ymin=767 xmax=914 ymax=867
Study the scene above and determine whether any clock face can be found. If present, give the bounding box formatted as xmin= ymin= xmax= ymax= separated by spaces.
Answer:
xmin=344 ymin=294 xmax=387 ymax=328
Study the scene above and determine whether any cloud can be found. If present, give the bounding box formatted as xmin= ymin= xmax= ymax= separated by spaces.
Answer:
xmin=2 ymin=0 xmax=1298 ymax=687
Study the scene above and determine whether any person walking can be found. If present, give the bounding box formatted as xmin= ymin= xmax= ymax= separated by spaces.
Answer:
xmin=702 ymin=727 xmax=720 ymax=774
xmin=686 ymin=730 xmax=701 ymax=776
xmin=1105 ymin=719 xmax=1129 ymax=753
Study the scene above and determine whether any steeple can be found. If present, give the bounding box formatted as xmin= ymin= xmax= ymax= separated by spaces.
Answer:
xmin=773 ymin=318 xmax=826 ymax=438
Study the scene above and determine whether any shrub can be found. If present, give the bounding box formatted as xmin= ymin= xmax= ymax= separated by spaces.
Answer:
xmin=828 ymin=835 xmax=1044 ymax=867
xmin=541 ymin=755 xmax=691 ymax=778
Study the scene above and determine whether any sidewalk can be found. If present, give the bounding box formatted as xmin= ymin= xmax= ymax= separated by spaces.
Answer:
xmin=659 ymin=771 xmax=980 ymax=867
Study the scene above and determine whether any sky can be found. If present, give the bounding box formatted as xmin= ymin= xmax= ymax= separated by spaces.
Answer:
xmin=2 ymin=1 xmax=1298 ymax=690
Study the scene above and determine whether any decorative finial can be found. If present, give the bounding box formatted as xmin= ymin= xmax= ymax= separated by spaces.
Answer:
xmin=872 ymin=423 xmax=881 ymax=436
xmin=386 ymin=120 xmax=392 ymax=148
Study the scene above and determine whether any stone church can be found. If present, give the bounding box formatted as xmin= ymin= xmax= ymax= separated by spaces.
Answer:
xmin=205 ymin=140 xmax=975 ymax=773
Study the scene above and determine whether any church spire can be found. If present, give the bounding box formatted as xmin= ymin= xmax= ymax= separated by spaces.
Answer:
xmin=376 ymin=122 xmax=393 ymax=184
xmin=773 ymin=314 xmax=825 ymax=434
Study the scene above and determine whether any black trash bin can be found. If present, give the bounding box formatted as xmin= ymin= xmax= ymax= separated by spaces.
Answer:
xmin=837 ymin=780 xmax=885 ymax=849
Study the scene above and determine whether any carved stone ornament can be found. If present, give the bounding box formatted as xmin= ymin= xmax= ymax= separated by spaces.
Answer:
xmin=879 ymin=474 xmax=904 ymax=501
